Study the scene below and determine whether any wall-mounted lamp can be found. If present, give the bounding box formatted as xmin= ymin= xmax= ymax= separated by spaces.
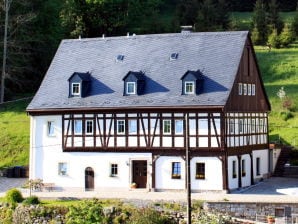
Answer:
xmin=126 ymin=161 xmax=129 ymax=166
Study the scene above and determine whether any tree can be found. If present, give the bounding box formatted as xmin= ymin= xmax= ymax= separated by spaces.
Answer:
xmin=290 ymin=3 xmax=298 ymax=39
xmin=267 ymin=0 xmax=283 ymax=34
xmin=267 ymin=28 xmax=280 ymax=48
xmin=279 ymin=24 xmax=295 ymax=47
xmin=251 ymin=0 xmax=268 ymax=45
xmin=176 ymin=0 xmax=200 ymax=26
xmin=196 ymin=0 xmax=217 ymax=31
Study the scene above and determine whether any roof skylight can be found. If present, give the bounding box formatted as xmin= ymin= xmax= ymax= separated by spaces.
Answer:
xmin=170 ymin=53 xmax=178 ymax=60
xmin=116 ymin=54 xmax=124 ymax=61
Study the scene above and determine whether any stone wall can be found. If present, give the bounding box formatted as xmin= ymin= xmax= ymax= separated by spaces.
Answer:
xmin=204 ymin=202 xmax=298 ymax=222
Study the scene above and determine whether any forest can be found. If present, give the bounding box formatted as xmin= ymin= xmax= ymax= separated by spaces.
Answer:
xmin=0 ymin=0 xmax=297 ymax=101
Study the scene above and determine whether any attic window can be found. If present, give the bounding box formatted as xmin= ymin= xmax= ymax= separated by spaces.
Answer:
xmin=72 ymin=83 xmax=80 ymax=96
xmin=116 ymin=55 xmax=124 ymax=61
xmin=126 ymin=82 xmax=136 ymax=94
xmin=185 ymin=81 xmax=194 ymax=94
xmin=170 ymin=53 xmax=178 ymax=60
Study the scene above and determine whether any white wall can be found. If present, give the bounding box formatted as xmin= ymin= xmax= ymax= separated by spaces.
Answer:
xmin=253 ymin=149 xmax=269 ymax=180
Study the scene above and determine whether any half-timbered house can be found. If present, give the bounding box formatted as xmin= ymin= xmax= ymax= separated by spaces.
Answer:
xmin=27 ymin=31 xmax=271 ymax=192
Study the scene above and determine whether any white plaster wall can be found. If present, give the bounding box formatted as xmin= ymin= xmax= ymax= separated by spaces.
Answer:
xmin=191 ymin=157 xmax=223 ymax=191
xmin=228 ymin=156 xmax=238 ymax=190
xmin=155 ymin=156 xmax=185 ymax=190
xmin=272 ymin=148 xmax=281 ymax=171
xmin=253 ymin=149 xmax=269 ymax=179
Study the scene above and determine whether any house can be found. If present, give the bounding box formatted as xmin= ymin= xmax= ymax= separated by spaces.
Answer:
xmin=27 ymin=31 xmax=271 ymax=192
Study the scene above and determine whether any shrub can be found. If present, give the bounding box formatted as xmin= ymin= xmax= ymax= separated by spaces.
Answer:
xmin=22 ymin=196 xmax=40 ymax=205
xmin=0 ymin=205 xmax=13 ymax=224
xmin=280 ymin=111 xmax=293 ymax=121
xmin=128 ymin=208 xmax=175 ymax=224
xmin=5 ymin=188 xmax=23 ymax=204
xmin=267 ymin=29 xmax=281 ymax=48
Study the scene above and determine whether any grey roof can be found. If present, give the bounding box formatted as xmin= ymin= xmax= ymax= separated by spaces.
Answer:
xmin=27 ymin=31 xmax=249 ymax=111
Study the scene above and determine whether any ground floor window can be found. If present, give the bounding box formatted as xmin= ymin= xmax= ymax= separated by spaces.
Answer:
xmin=171 ymin=162 xmax=181 ymax=179
xmin=196 ymin=163 xmax=205 ymax=179
xmin=58 ymin=162 xmax=67 ymax=176
xmin=256 ymin=157 xmax=261 ymax=176
xmin=241 ymin=159 xmax=246 ymax=177
xmin=232 ymin=160 xmax=237 ymax=178
xmin=110 ymin=163 xmax=118 ymax=177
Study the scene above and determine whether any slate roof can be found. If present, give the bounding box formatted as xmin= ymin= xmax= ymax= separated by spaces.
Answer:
xmin=27 ymin=31 xmax=249 ymax=111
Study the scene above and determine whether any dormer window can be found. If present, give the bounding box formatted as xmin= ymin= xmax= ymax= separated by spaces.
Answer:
xmin=170 ymin=53 xmax=178 ymax=60
xmin=72 ymin=83 xmax=80 ymax=96
xmin=126 ymin=82 xmax=136 ymax=94
xmin=185 ymin=81 xmax=194 ymax=94
xmin=68 ymin=72 xmax=91 ymax=98
xmin=122 ymin=71 xmax=145 ymax=96
xmin=181 ymin=70 xmax=204 ymax=95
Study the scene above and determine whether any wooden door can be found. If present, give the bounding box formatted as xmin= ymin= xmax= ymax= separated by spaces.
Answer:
xmin=85 ymin=167 xmax=94 ymax=191
xmin=132 ymin=160 xmax=147 ymax=188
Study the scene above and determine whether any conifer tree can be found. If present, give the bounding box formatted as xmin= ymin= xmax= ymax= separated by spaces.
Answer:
xmin=251 ymin=0 xmax=268 ymax=45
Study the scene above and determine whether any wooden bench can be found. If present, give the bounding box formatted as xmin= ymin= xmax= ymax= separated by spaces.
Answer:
xmin=42 ymin=183 xmax=55 ymax=191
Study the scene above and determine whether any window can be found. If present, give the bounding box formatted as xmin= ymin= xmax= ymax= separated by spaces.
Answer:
xmin=163 ymin=120 xmax=171 ymax=134
xmin=110 ymin=163 xmax=118 ymax=177
xmin=74 ymin=120 xmax=82 ymax=134
xmin=238 ymin=83 xmax=243 ymax=95
xmin=259 ymin=119 xmax=264 ymax=133
xmin=243 ymin=84 xmax=247 ymax=95
xmin=71 ymin=83 xmax=80 ymax=96
xmin=242 ymin=159 xmax=246 ymax=177
xmin=58 ymin=162 xmax=67 ymax=176
xmin=117 ymin=120 xmax=125 ymax=134
xmin=229 ymin=119 xmax=234 ymax=134
xmin=239 ymin=119 xmax=243 ymax=133
xmin=126 ymin=82 xmax=136 ymax=94
xmin=251 ymin=119 xmax=255 ymax=133
xmin=86 ymin=120 xmax=93 ymax=134
xmin=129 ymin=120 xmax=137 ymax=133
xmin=172 ymin=162 xmax=181 ymax=179
xmin=232 ymin=160 xmax=237 ymax=178
xmin=116 ymin=54 xmax=124 ymax=61
xmin=175 ymin=120 xmax=183 ymax=134
xmin=252 ymin=84 xmax=256 ymax=96
xmin=196 ymin=163 xmax=205 ymax=179
xmin=47 ymin=121 xmax=55 ymax=136
xmin=248 ymin=84 xmax=252 ymax=95
xmin=256 ymin=157 xmax=260 ymax=176
xmin=185 ymin=81 xmax=194 ymax=94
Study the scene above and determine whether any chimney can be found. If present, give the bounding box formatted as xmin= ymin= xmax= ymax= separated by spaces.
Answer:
xmin=180 ymin=26 xmax=193 ymax=34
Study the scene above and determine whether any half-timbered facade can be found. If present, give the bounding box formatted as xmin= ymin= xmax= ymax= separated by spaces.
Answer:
xmin=27 ymin=31 xmax=270 ymax=192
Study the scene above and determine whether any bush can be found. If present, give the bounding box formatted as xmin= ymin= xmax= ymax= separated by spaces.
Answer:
xmin=0 ymin=205 xmax=13 ymax=224
xmin=22 ymin=196 xmax=40 ymax=205
xmin=280 ymin=111 xmax=294 ymax=121
xmin=5 ymin=188 xmax=23 ymax=204
xmin=128 ymin=208 xmax=175 ymax=224
xmin=267 ymin=29 xmax=281 ymax=48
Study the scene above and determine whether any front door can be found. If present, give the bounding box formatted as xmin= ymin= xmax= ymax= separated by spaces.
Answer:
xmin=132 ymin=160 xmax=147 ymax=188
xmin=85 ymin=167 xmax=94 ymax=191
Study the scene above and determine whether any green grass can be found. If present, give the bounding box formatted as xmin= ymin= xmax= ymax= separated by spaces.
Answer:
xmin=255 ymin=42 xmax=298 ymax=147
xmin=0 ymin=98 xmax=31 ymax=168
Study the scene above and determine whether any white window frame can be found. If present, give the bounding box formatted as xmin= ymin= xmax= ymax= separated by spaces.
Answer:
xmin=229 ymin=119 xmax=234 ymax=134
xmin=251 ymin=119 xmax=256 ymax=133
xmin=238 ymin=83 xmax=243 ymax=95
xmin=74 ymin=120 xmax=82 ymax=134
xmin=110 ymin=163 xmax=118 ymax=177
xmin=185 ymin=81 xmax=195 ymax=94
xmin=117 ymin=120 xmax=125 ymax=134
xmin=58 ymin=162 xmax=67 ymax=176
xmin=248 ymin=84 xmax=252 ymax=95
xmin=128 ymin=119 xmax=137 ymax=134
xmin=47 ymin=121 xmax=55 ymax=136
xmin=163 ymin=120 xmax=171 ymax=134
xmin=86 ymin=120 xmax=93 ymax=134
xmin=72 ymin=83 xmax=80 ymax=96
xmin=175 ymin=120 xmax=184 ymax=134
xmin=243 ymin=84 xmax=247 ymax=95
xmin=252 ymin=84 xmax=256 ymax=96
xmin=126 ymin=82 xmax=136 ymax=94
xmin=239 ymin=119 xmax=243 ymax=134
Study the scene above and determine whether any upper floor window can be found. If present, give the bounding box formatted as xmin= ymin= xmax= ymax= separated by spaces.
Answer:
xmin=128 ymin=120 xmax=137 ymax=133
xmin=117 ymin=120 xmax=125 ymax=134
xmin=239 ymin=119 xmax=243 ymax=133
xmin=243 ymin=84 xmax=247 ymax=95
xmin=47 ymin=121 xmax=55 ymax=136
xmin=196 ymin=163 xmax=205 ymax=179
xmin=72 ymin=83 xmax=80 ymax=96
xmin=172 ymin=162 xmax=181 ymax=179
xmin=229 ymin=119 xmax=234 ymax=134
xmin=185 ymin=81 xmax=194 ymax=94
xmin=74 ymin=120 xmax=82 ymax=134
xmin=252 ymin=84 xmax=256 ymax=96
xmin=163 ymin=120 xmax=171 ymax=134
xmin=175 ymin=120 xmax=183 ymax=134
xmin=126 ymin=82 xmax=136 ymax=94
xmin=238 ymin=83 xmax=243 ymax=95
xmin=251 ymin=119 xmax=256 ymax=133
xmin=86 ymin=120 xmax=93 ymax=134
xmin=248 ymin=84 xmax=252 ymax=95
